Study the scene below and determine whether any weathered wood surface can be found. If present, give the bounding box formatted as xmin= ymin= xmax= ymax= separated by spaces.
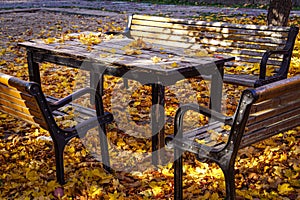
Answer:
xmin=19 ymin=36 xmax=234 ymax=84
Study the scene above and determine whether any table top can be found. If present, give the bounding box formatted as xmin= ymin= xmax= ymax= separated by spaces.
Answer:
xmin=19 ymin=32 xmax=234 ymax=84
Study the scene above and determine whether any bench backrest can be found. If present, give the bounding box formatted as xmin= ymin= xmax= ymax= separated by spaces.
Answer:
xmin=126 ymin=14 xmax=298 ymax=74
xmin=0 ymin=73 xmax=56 ymax=131
xmin=230 ymin=75 xmax=300 ymax=149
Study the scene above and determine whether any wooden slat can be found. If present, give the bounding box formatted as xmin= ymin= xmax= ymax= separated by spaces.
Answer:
xmin=0 ymin=98 xmax=44 ymax=119
xmin=253 ymin=75 xmax=300 ymax=102
xmin=130 ymin=23 xmax=289 ymax=39
xmin=241 ymin=114 xmax=300 ymax=148
xmin=250 ymin=91 xmax=300 ymax=113
xmin=131 ymin=30 xmax=286 ymax=51
xmin=130 ymin=30 xmax=197 ymax=44
xmin=246 ymin=104 xmax=300 ymax=132
xmin=131 ymin=24 xmax=288 ymax=45
xmin=0 ymin=90 xmax=41 ymax=113
xmin=47 ymin=96 xmax=96 ymax=124
xmin=198 ymin=38 xmax=283 ymax=50
xmin=132 ymin=15 xmax=291 ymax=32
xmin=0 ymin=104 xmax=48 ymax=128
xmin=0 ymin=83 xmax=33 ymax=102
xmin=184 ymin=121 xmax=225 ymax=139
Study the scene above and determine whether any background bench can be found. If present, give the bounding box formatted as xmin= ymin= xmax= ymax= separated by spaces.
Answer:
xmin=112 ymin=14 xmax=299 ymax=87
xmin=0 ymin=73 xmax=113 ymax=184
xmin=166 ymin=75 xmax=300 ymax=199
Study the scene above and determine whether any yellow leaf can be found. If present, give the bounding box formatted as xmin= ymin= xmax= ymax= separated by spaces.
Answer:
xmin=108 ymin=191 xmax=120 ymax=200
xmin=26 ymin=170 xmax=39 ymax=181
xmin=171 ymin=62 xmax=178 ymax=68
xmin=161 ymin=168 xmax=173 ymax=177
xmin=0 ymin=60 xmax=7 ymax=65
xmin=68 ymin=146 xmax=76 ymax=153
xmin=279 ymin=153 xmax=287 ymax=162
xmin=152 ymin=185 xmax=162 ymax=196
xmin=210 ymin=192 xmax=219 ymax=200
xmin=92 ymin=187 xmax=102 ymax=198
xmin=91 ymin=168 xmax=105 ymax=178
xmin=43 ymin=37 xmax=57 ymax=44
xmin=110 ymin=48 xmax=116 ymax=54
xmin=151 ymin=56 xmax=162 ymax=63
xmin=278 ymin=183 xmax=294 ymax=195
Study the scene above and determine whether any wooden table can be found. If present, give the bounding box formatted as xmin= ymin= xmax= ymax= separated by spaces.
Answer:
xmin=19 ymin=33 xmax=234 ymax=165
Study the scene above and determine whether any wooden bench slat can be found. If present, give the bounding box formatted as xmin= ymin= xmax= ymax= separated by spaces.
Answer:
xmin=250 ymin=91 xmax=300 ymax=113
xmin=247 ymin=103 xmax=300 ymax=131
xmin=0 ymin=97 xmax=45 ymax=119
xmin=241 ymin=114 xmax=300 ymax=148
xmin=132 ymin=15 xmax=292 ymax=32
xmin=0 ymin=83 xmax=34 ymax=101
xmin=0 ymin=89 xmax=41 ymax=109
xmin=131 ymin=24 xmax=288 ymax=45
xmin=131 ymin=17 xmax=291 ymax=33
xmin=131 ymin=29 xmax=287 ymax=52
xmin=0 ymin=104 xmax=47 ymax=128
xmin=130 ymin=23 xmax=290 ymax=39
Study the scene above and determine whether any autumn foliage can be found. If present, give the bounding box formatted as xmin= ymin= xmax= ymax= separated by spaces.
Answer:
xmin=0 ymin=11 xmax=300 ymax=199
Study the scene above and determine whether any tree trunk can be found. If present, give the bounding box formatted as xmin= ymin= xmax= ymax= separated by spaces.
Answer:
xmin=267 ymin=0 xmax=292 ymax=26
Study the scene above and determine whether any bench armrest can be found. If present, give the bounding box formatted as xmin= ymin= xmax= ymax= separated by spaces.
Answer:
xmin=259 ymin=49 xmax=289 ymax=79
xmin=49 ymin=87 xmax=113 ymax=137
xmin=49 ymin=88 xmax=102 ymax=112
xmin=173 ymin=103 xmax=233 ymax=137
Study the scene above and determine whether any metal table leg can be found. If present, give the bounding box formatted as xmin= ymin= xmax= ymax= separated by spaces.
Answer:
xmin=151 ymin=83 xmax=166 ymax=165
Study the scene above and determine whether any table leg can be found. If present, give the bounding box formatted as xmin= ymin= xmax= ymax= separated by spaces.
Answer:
xmin=210 ymin=64 xmax=224 ymax=112
xmin=27 ymin=50 xmax=41 ymax=84
xmin=151 ymin=83 xmax=166 ymax=165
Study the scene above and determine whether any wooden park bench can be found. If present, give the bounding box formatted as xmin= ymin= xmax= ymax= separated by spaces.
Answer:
xmin=165 ymin=75 xmax=300 ymax=199
xmin=0 ymin=72 xmax=113 ymax=184
xmin=107 ymin=14 xmax=299 ymax=87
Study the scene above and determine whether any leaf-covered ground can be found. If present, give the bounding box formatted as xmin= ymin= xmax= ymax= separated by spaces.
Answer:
xmin=0 ymin=10 xmax=300 ymax=199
